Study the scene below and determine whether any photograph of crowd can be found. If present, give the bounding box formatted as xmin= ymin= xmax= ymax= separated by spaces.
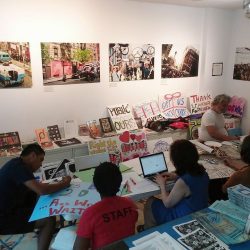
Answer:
xmin=109 ymin=43 xmax=155 ymax=82
xmin=161 ymin=44 xmax=199 ymax=78
xmin=41 ymin=42 xmax=100 ymax=85
xmin=0 ymin=42 xmax=32 ymax=88
xmin=233 ymin=47 xmax=250 ymax=81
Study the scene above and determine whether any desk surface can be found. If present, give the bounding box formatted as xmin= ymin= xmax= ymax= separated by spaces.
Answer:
xmin=123 ymin=209 xmax=250 ymax=250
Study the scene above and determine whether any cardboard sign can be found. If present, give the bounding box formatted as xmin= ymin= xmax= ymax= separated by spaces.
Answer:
xmin=88 ymin=137 xmax=122 ymax=165
xmin=133 ymin=101 xmax=161 ymax=125
xmin=29 ymin=182 xmax=100 ymax=221
xmin=107 ymin=103 xmax=138 ymax=133
xmin=226 ymin=96 xmax=246 ymax=118
xmin=118 ymin=130 xmax=148 ymax=162
xmin=159 ymin=92 xmax=190 ymax=119
xmin=189 ymin=93 xmax=212 ymax=114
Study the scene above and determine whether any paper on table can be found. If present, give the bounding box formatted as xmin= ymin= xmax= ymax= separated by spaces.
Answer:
xmin=191 ymin=140 xmax=214 ymax=154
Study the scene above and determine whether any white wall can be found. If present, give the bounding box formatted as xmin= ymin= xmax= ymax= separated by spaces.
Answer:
xmin=226 ymin=10 xmax=250 ymax=134
xmin=0 ymin=0 xmax=238 ymax=141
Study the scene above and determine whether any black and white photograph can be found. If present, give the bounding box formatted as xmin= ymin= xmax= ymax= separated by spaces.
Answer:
xmin=233 ymin=47 xmax=250 ymax=81
xmin=178 ymin=228 xmax=228 ymax=250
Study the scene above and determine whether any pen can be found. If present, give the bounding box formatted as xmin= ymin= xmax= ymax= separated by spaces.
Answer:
xmin=130 ymin=177 xmax=136 ymax=185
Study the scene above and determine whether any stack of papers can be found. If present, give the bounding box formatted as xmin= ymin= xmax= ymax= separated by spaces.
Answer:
xmin=228 ymin=184 xmax=250 ymax=212
xmin=129 ymin=231 xmax=185 ymax=250
xmin=209 ymin=200 xmax=249 ymax=223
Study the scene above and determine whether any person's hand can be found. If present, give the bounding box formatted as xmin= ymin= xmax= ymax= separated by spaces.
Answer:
xmin=153 ymin=173 xmax=166 ymax=186
xmin=61 ymin=176 xmax=71 ymax=187
xmin=161 ymin=172 xmax=178 ymax=182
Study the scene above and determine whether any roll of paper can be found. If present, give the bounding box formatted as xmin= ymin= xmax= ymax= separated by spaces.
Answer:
xmin=191 ymin=140 xmax=214 ymax=154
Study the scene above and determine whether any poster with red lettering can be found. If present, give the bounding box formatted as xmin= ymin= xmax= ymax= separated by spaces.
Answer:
xmin=226 ymin=96 xmax=246 ymax=118
xmin=29 ymin=182 xmax=100 ymax=221
xmin=133 ymin=100 xmax=162 ymax=126
xmin=107 ymin=103 xmax=138 ymax=133
xmin=118 ymin=130 xmax=149 ymax=162
xmin=189 ymin=93 xmax=212 ymax=115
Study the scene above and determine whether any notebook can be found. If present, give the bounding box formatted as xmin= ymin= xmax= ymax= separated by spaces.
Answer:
xmin=139 ymin=152 xmax=168 ymax=182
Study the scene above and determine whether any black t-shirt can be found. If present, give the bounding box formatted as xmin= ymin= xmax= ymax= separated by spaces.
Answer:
xmin=0 ymin=158 xmax=36 ymax=214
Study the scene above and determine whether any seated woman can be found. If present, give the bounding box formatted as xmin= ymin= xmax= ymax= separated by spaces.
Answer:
xmin=142 ymin=139 xmax=209 ymax=229
xmin=222 ymin=135 xmax=250 ymax=193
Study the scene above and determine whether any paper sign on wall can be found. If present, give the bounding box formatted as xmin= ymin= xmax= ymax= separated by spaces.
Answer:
xmin=226 ymin=96 xmax=246 ymax=118
xmin=189 ymin=94 xmax=212 ymax=114
xmin=118 ymin=130 xmax=148 ymax=162
xmin=107 ymin=103 xmax=138 ymax=133
xmin=159 ymin=92 xmax=190 ymax=119
xmin=133 ymin=101 xmax=162 ymax=125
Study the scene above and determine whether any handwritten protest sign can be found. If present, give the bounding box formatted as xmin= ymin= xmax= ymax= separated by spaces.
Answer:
xmin=29 ymin=182 xmax=100 ymax=221
xmin=88 ymin=137 xmax=122 ymax=165
xmin=107 ymin=103 xmax=138 ymax=133
xmin=159 ymin=92 xmax=190 ymax=119
xmin=189 ymin=93 xmax=212 ymax=114
xmin=133 ymin=101 xmax=162 ymax=125
xmin=226 ymin=96 xmax=246 ymax=118
xmin=118 ymin=130 xmax=148 ymax=161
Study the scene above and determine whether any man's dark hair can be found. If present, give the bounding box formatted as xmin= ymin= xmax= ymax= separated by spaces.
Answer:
xmin=170 ymin=139 xmax=205 ymax=176
xmin=241 ymin=135 xmax=250 ymax=164
xmin=93 ymin=162 xmax=122 ymax=197
xmin=21 ymin=143 xmax=45 ymax=157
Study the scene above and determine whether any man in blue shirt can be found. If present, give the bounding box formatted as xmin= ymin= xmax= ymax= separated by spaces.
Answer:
xmin=0 ymin=144 xmax=71 ymax=250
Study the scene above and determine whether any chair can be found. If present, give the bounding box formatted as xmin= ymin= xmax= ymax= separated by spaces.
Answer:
xmin=74 ymin=152 xmax=110 ymax=171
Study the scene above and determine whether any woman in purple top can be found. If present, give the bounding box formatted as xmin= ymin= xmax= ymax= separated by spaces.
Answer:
xmin=141 ymin=139 xmax=209 ymax=230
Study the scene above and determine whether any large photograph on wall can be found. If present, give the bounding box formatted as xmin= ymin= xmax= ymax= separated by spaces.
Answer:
xmin=109 ymin=43 xmax=155 ymax=82
xmin=41 ymin=43 xmax=100 ymax=85
xmin=161 ymin=44 xmax=199 ymax=78
xmin=233 ymin=47 xmax=250 ymax=81
xmin=0 ymin=42 xmax=32 ymax=88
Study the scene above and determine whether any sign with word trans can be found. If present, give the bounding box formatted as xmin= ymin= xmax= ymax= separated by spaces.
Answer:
xmin=159 ymin=92 xmax=190 ymax=119
xmin=189 ymin=93 xmax=212 ymax=114
xmin=107 ymin=103 xmax=138 ymax=133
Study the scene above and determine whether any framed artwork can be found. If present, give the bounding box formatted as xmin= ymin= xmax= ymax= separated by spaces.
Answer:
xmin=99 ymin=117 xmax=114 ymax=133
xmin=0 ymin=131 xmax=22 ymax=156
xmin=78 ymin=124 xmax=90 ymax=136
xmin=212 ymin=62 xmax=223 ymax=76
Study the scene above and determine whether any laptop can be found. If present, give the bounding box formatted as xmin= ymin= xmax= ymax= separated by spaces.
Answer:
xmin=139 ymin=152 xmax=168 ymax=182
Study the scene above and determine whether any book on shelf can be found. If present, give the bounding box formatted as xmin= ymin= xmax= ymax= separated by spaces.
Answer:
xmin=87 ymin=120 xmax=102 ymax=139
xmin=35 ymin=128 xmax=53 ymax=149
xmin=47 ymin=125 xmax=62 ymax=141
xmin=0 ymin=131 xmax=22 ymax=156
xmin=54 ymin=137 xmax=81 ymax=147
xmin=78 ymin=124 xmax=90 ymax=136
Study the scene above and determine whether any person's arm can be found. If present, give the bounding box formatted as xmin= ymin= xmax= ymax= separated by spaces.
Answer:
xmin=154 ymin=174 xmax=190 ymax=208
xmin=73 ymin=236 xmax=90 ymax=250
xmin=206 ymin=125 xmax=239 ymax=141
xmin=24 ymin=176 xmax=71 ymax=195
xmin=222 ymin=172 xmax=242 ymax=193
xmin=224 ymin=158 xmax=248 ymax=171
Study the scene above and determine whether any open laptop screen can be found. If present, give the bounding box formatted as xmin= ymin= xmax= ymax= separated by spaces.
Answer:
xmin=139 ymin=152 xmax=168 ymax=177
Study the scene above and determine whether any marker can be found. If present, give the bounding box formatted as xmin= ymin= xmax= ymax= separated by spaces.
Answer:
xmin=130 ymin=177 xmax=136 ymax=185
